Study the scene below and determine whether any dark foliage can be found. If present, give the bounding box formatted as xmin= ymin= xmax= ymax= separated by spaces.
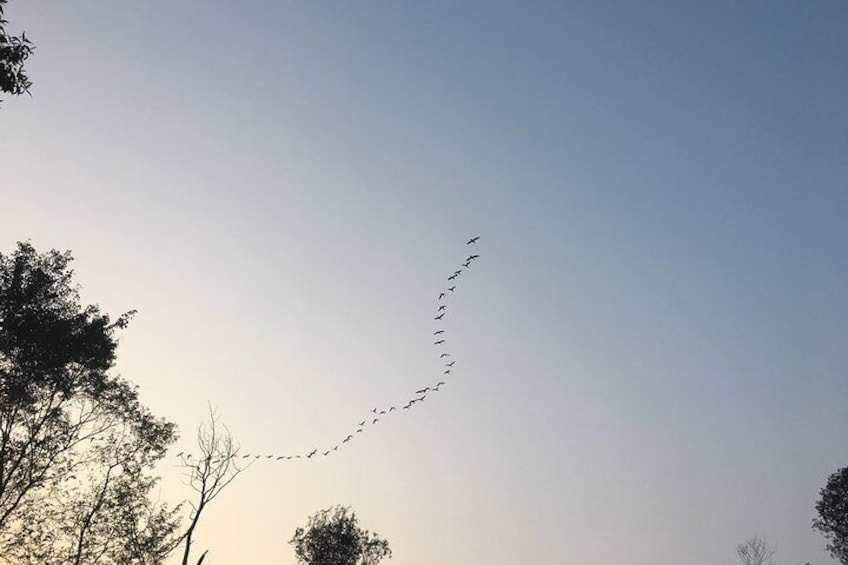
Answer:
xmin=814 ymin=465 xmax=848 ymax=565
xmin=290 ymin=505 xmax=392 ymax=565
xmin=0 ymin=0 xmax=33 ymax=100
xmin=0 ymin=242 xmax=181 ymax=564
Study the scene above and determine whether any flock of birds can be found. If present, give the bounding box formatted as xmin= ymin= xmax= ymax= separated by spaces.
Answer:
xmin=177 ymin=236 xmax=482 ymax=464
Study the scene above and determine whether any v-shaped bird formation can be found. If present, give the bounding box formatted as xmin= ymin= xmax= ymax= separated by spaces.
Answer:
xmin=178 ymin=236 xmax=482 ymax=464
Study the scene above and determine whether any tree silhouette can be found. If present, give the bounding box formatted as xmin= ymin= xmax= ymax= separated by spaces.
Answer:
xmin=177 ymin=406 xmax=247 ymax=565
xmin=813 ymin=465 xmax=848 ymax=564
xmin=290 ymin=505 xmax=391 ymax=565
xmin=0 ymin=0 xmax=33 ymax=101
xmin=736 ymin=536 xmax=775 ymax=565
xmin=0 ymin=242 xmax=182 ymax=564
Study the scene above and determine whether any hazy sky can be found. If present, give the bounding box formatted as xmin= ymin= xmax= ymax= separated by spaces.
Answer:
xmin=2 ymin=2 xmax=847 ymax=564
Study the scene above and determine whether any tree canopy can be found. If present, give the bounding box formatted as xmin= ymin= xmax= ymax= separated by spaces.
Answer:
xmin=0 ymin=242 xmax=182 ymax=564
xmin=0 ymin=0 xmax=33 ymax=101
xmin=813 ymin=465 xmax=848 ymax=565
xmin=290 ymin=505 xmax=392 ymax=565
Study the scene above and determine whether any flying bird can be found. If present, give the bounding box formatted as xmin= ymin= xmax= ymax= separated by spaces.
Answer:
xmin=415 ymin=388 xmax=430 ymax=394
xmin=440 ymin=353 xmax=450 ymax=358
xmin=356 ymin=428 xmax=364 ymax=433
xmin=323 ymin=450 xmax=330 ymax=456
xmin=447 ymin=286 xmax=456 ymax=292
xmin=466 ymin=236 xmax=480 ymax=245
xmin=359 ymin=420 xmax=366 ymax=426
xmin=468 ymin=254 xmax=480 ymax=261
xmin=372 ymin=418 xmax=379 ymax=424
xmin=444 ymin=369 xmax=451 ymax=375
xmin=434 ymin=339 xmax=445 ymax=345
xmin=343 ymin=435 xmax=353 ymax=443
xmin=434 ymin=329 xmax=445 ymax=335
xmin=389 ymin=406 xmax=396 ymax=411
xmin=438 ymin=305 xmax=446 ymax=311
xmin=448 ymin=274 xmax=457 ymax=281
xmin=445 ymin=361 xmax=455 ymax=367
xmin=276 ymin=456 xmax=285 ymax=460
xmin=379 ymin=410 xmax=386 ymax=415
xmin=434 ymin=313 xmax=445 ymax=321
xmin=438 ymin=292 xmax=446 ymax=300
xmin=436 ymin=381 xmax=446 ymax=386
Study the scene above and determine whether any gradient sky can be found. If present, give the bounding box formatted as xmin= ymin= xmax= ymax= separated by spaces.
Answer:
xmin=2 ymin=2 xmax=847 ymax=564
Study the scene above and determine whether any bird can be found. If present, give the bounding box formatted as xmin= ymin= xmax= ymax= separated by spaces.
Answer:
xmin=436 ymin=381 xmax=446 ymax=386
xmin=308 ymin=449 xmax=317 ymax=458
xmin=415 ymin=387 xmax=430 ymax=394
xmin=276 ymin=456 xmax=285 ymax=460
xmin=242 ymin=454 xmax=250 ymax=459
xmin=447 ymin=274 xmax=457 ymax=281
xmin=403 ymin=403 xmax=412 ymax=409
xmin=372 ymin=418 xmax=379 ymax=424
xmin=462 ymin=261 xmax=471 ymax=268
xmin=438 ymin=292 xmax=446 ymax=300
xmin=294 ymin=455 xmax=301 ymax=459
xmin=333 ymin=445 xmax=338 ymax=451
xmin=447 ymin=286 xmax=456 ymax=292
xmin=176 ymin=451 xmax=184 ymax=457
xmin=434 ymin=339 xmax=445 ymax=345
xmin=371 ymin=408 xmax=378 ymax=414
xmin=467 ymin=254 xmax=480 ymax=261
xmin=266 ymin=455 xmax=273 ymax=459
xmin=343 ymin=435 xmax=353 ymax=443
xmin=454 ymin=270 xmax=462 ymax=276
xmin=356 ymin=428 xmax=364 ymax=433
xmin=389 ymin=406 xmax=396 ymax=412
xmin=434 ymin=329 xmax=445 ymax=335
xmin=438 ymin=305 xmax=446 ymax=311
xmin=444 ymin=369 xmax=451 ymax=375
xmin=359 ymin=420 xmax=366 ymax=426
xmin=434 ymin=313 xmax=445 ymax=320
xmin=440 ymin=353 xmax=450 ymax=358
xmin=467 ymin=236 xmax=480 ymax=245
xmin=323 ymin=450 xmax=330 ymax=456
xmin=445 ymin=361 xmax=455 ymax=367
xmin=379 ymin=410 xmax=386 ymax=415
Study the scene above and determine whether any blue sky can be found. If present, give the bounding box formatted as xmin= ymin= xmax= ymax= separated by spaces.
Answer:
xmin=2 ymin=2 xmax=847 ymax=564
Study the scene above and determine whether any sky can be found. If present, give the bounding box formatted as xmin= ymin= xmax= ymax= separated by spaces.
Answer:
xmin=1 ymin=1 xmax=847 ymax=564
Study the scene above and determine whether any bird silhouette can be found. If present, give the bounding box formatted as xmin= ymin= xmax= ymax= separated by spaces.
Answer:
xmin=448 ymin=274 xmax=457 ymax=281
xmin=444 ymin=369 xmax=451 ymax=374
xmin=434 ymin=329 xmax=445 ymax=335
xmin=434 ymin=313 xmax=445 ymax=320
xmin=447 ymin=286 xmax=456 ymax=292
xmin=276 ymin=456 xmax=285 ymax=460
xmin=356 ymin=428 xmax=364 ymax=433
xmin=440 ymin=353 xmax=450 ymax=358
xmin=445 ymin=361 xmax=455 ymax=367
xmin=323 ymin=450 xmax=330 ymax=456
xmin=438 ymin=305 xmax=446 ymax=311
xmin=436 ymin=381 xmax=446 ymax=386
xmin=466 ymin=236 xmax=480 ymax=245
xmin=343 ymin=435 xmax=353 ymax=443
xmin=434 ymin=339 xmax=445 ymax=345
xmin=438 ymin=292 xmax=446 ymax=300
xmin=415 ymin=388 xmax=430 ymax=394
xmin=372 ymin=418 xmax=379 ymax=424
xmin=359 ymin=420 xmax=366 ymax=426
xmin=389 ymin=406 xmax=396 ymax=411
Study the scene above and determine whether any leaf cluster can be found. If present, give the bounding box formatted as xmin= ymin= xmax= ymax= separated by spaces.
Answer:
xmin=814 ymin=465 xmax=848 ymax=565
xmin=0 ymin=0 xmax=33 ymax=99
xmin=290 ymin=506 xmax=392 ymax=565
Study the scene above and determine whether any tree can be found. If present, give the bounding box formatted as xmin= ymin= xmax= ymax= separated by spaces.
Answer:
xmin=176 ymin=406 xmax=247 ymax=565
xmin=0 ymin=0 xmax=34 ymax=101
xmin=290 ymin=505 xmax=391 ymax=565
xmin=813 ymin=465 xmax=848 ymax=565
xmin=0 ymin=242 xmax=182 ymax=564
xmin=736 ymin=536 xmax=775 ymax=565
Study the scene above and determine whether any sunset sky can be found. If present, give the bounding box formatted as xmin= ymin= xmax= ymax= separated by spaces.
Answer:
xmin=2 ymin=2 xmax=847 ymax=564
